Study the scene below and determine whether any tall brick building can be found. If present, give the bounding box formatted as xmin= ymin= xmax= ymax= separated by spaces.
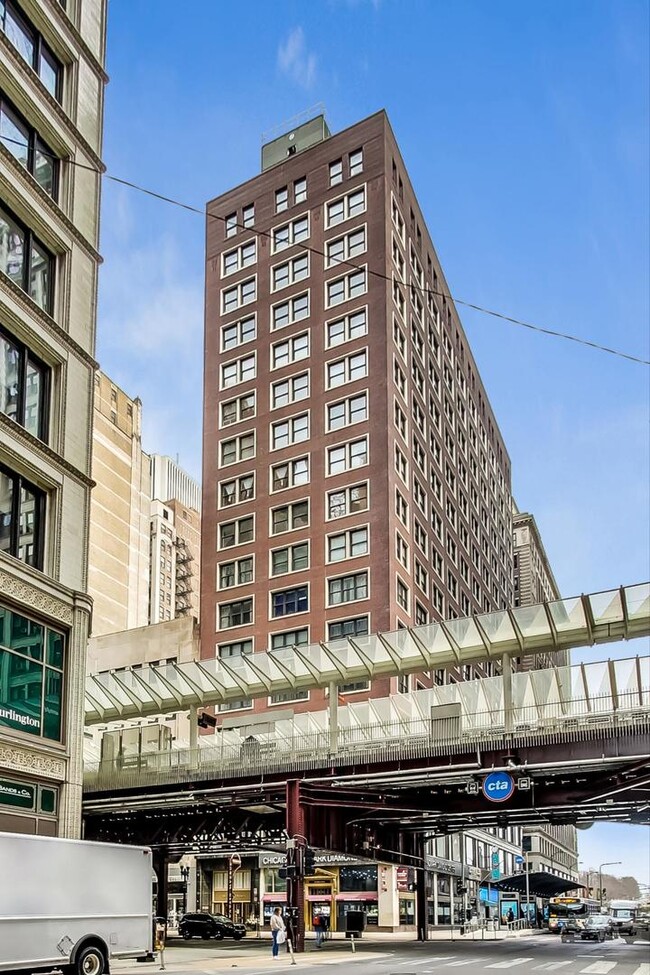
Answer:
xmin=201 ymin=111 xmax=514 ymax=716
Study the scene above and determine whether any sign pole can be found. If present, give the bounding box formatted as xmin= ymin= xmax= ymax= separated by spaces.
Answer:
xmin=525 ymin=851 xmax=530 ymax=926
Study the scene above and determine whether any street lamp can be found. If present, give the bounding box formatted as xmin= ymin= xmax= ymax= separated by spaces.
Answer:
xmin=180 ymin=864 xmax=190 ymax=917
xmin=598 ymin=862 xmax=621 ymax=908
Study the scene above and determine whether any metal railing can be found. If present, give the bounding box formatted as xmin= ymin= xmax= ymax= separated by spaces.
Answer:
xmin=83 ymin=691 xmax=650 ymax=793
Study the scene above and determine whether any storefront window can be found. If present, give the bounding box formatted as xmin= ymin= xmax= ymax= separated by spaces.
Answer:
xmin=399 ymin=898 xmax=415 ymax=925
xmin=0 ymin=605 xmax=65 ymax=742
xmin=266 ymin=868 xmax=287 ymax=893
xmin=339 ymin=865 xmax=377 ymax=891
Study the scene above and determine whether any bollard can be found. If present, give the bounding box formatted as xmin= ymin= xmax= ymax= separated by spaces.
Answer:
xmin=157 ymin=946 xmax=165 ymax=972
xmin=287 ymin=938 xmax=297 ymax=966
xmin=350 ymin=933 xmax=356 ymax=953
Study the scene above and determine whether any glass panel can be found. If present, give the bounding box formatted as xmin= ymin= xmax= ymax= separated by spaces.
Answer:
xmin=0 ymin=646 xmax=43 ymax=736
xmin=39 ymin=46 xmax=59 ymax=99
xmin=0 ymin=206 xmax=26 ymax=288
xmin=47 ymin=629 xmax=64 ymax=669
xmin=4 ymin=5 xmax=35 ymax=66
xmin=0 ymin=471 xmax=13 ymax=555
xmin=30 ymin=240 xmax=50 ymax=311
xmin=0 ymin=331 xmax=20 ymax=423
xmin=18 ymin=483 xmax=38 ymax=566
xmin=35 ymin=141 xmax=56 ymax=197
xmin=0 ymin=102 xmax=29 ymax=167
xmin=43 ymin=667 xmax=62 ymax=739
xmin=24 ymin=357 xmax=44 ymax=437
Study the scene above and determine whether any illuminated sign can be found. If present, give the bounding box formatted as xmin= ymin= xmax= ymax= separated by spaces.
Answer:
xmin=482 ymin=771 xmax=515 ymax=803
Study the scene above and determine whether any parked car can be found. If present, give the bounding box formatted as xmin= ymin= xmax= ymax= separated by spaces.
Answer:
xmin=178 ymin=913 xmax=246 ymax=941
xmin=581 ymin=915 xmax=615 ymax=942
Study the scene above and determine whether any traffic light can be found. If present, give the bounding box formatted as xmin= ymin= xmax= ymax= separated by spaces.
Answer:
xmin=197 ymin=711 xmax=217 ymax=729
xmin=303 ymin=847 xmax=316 ymax=876
xmin=602 ymin=888 xmax=607 ymax=901
xmin=456 ymin=882 xmax=467 ymax=895
xmin=279 ymin=865 xmax=296 ymax=880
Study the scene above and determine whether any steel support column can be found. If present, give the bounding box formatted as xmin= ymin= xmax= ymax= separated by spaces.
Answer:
xmin=502 ymin=654 xmax=513 ymax=733
xmin=286 ymin=779 xmax=305 ymax=952
xmin=153 ymin=848 xmax=169 ymax=923
xmin=415 ymin=834 xmax=428 ymax=941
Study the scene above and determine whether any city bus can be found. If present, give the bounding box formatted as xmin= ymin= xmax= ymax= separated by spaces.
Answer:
xmin=548 ymin=896 xmax=600 ymax=932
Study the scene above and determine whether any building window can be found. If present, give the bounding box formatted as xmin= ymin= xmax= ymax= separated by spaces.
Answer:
xmin=270 ymin=456 xmax=309 ymax=492
xmin=218 ymin=639 xmax=253 ymax=658
xmin=272 ymin=291 xmax=309 ymax=330
xmin=326 ymin=392 xmax=367 ymax=431
xmin=218 ymin=598 xmax=253 ymax=629
xmin=218 ymin=556 xmax=254 ymax=589
xmin=326 ymin=482 xmax=368 ymax=520
xmin=271 ymin=371 xmax=309 ymax=409
xmin=325 ymin=307 xmax=368 ymax=348
xmin=0 ymin=464 xmax=44 ymax=568
xmin=326 ymin=187 xmax=366 ymax=228
xmin=396 ymin=577 xmax=409 ymax=611
xmin=326 ymin=350 xmax=368 ymax=388
xmin=271 ymin=332 xmax=309 ymax=369
xmin=221 ymin=277 xmax=256 ymax=314
xmin=326 ymin=436 xmax=368 ymax=476
xmin=220 ymin=353 xmax=256 ymax=388
xmin=395 ymin=533 xmax=409 ymax=569
xmin=0 ymin=326 xmax=49 ymax=440
xmin=294 ymin=177 xmax=307 ymax=204
xmin=272 ymin=215 xmax=309 ymax=253
xmin=339 ymin=680 xmax=370 ymax=694
xmin=271 ymin=254 xmax=309 ymax=291
xmin=221 ymin=314 xmax=256 ymax=352
xmin=393 ymin=359 xmax=406 ymax=397
xmin=349 ymin=148 xmax=363 ymax=178
xmin=327 ymin=526 xmax=368 ymax=562
xmin=271 ymin=586 xmax=308 ymax=618
xmin=217 ymin=698 xmax=253 ymax=712
xmin=327 ymin=571 xmax=368 ymax=605
xmin=270 ymin=628 xmax=308 ymax=651
xmin=329 ymin=158 xmax=343 ymax=186
xmin=218 ymin=516 xmax=254 ymax=548
xmin=220 ymin=392 xmax=256 ymax=427
xmin=242 ymin=204 xmax=255 ymax=228
xmin=224 ymin=212 xmax=237 ymax=238
xmin=326 ymin=267 xmax=367 ymax=308
xmin=414 ymin=560 xmax=429 ymax=594
xmin=394 ymin=445 xmax=408 ymax=482
xmin=0 ymin=2 xmax=62 ymax=100
xmin=0 ymin=203 xmax=52 ymax=313
xmin=0 ymin=605 xmax=65 ymax=742
xmin=327 ymin=616 xmax=369 ymax=640
xmin=395 ymin=489 xmax=408 ymax=527
xmin=271 ymin=542 xmax=309 ymax=576
xmin=222 ymin=240 xmax=256 ymax=276
xmin=219 ymin=473 xmax=254 ymax=507
xmin=270 ymin=687 xmax=309 ymax=704
xmin=325 ymin=227 xmax=366 ymax=268
xmin=275 ymin=186 xmax=289 ymax=212
xmin=0 ymin=94 xmax=58 ymax=198
xmin=271 ymin=500 xmax=309 ymax=534
xmin=219 ymin=432 xmax=255 ymax=466
xmin=271 ymin=412 xmax=309 ymax=450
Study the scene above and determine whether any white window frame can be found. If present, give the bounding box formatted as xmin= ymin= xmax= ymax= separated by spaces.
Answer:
xmin=218 ymin=472 xmax=255 ymax=509
xmin=326 ymin=391 xmax=368 ymax=432
xmin=270 ymin=540 xmax=310 ymax=577
xmin=325 ymin=225 xmax=367 ymax=269
xmin=325 ymin=306 xmax=368 ymax=349
xmin=221 ymin=275 xmax=257 ymax=315
xmin=217 ymin=596 xmax=254 ymax=630
xmin=271 ymin=213 xmax=310 ymax=254
xmin=220 ymin=392 xmax=256 ymax=428
xmin=326 ymin=614 xmax=371 ymax=642
xmin=269 ymin=583 xmax=310 ymax=620
xmin=218 ymin=515 xmax=255 ymax=550
xmin=222 ymin=239 xmax=257 ymax=277
xmin=220 ymin=313 xmax=256 ymax=353
xmin=326 ymin=481 xmax=369 ymax=521
xmin=325 ymin=185 xmax=367 ymax=229
xmin=271 ymin=254 xmax=310 ymax=292
xmin=326 ymin=569 xmax=370 ymax=608
xmin=275 ymin=186 xmax=289 ymax=213
xmin=270 ymin=456 xmax=310 ymax=493
xmin=271 ymin=332 xmax=309 ymax=370
xmin=270 ymin=499 xmax=310 ymax=536
xmin=294 ymin=177 xmax=307 ymax=204
xmin=326 ymin=524 xmax=370 ymax=564
xmin=220 ymin=352 xmax=257 ymax=389
xmin=271 ymin=370 xmax=310 ymax=410
xmin=217 ymin=555 xmax=255 ymax=591
xmin=270 ymin=411 xmax=310 ymax=451
xmin=326 ymin=435 xmax=369 ymax=477
xmin=326 ymin=349 xmax=368 ymax=389
xmin=271 ymin=291 xmax=310 ymax=330
xmin=325 ymin=266 xmax=367 ymax=309
xmin=349 ymin=148 xmax=363 ymax=178
xmin=219 ymin=431 xmax=256 ymax=467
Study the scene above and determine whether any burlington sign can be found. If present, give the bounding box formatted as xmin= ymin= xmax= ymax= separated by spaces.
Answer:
xmin=482 ymin=771 xmax=515 ymax=803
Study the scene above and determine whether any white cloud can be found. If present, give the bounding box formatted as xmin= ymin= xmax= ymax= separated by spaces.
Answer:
xmin=277 ymin=27 xmax=317 ymax=89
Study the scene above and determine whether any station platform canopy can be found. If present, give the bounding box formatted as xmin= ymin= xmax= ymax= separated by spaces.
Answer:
xmin=492 ymin=872 xmax=583 ymax=898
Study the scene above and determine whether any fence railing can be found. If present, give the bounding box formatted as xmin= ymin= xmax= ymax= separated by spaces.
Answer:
xmin=83 ymin=690 xmax=649 ymax=793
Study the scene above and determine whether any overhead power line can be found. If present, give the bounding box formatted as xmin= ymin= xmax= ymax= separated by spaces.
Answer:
xmin=3 ymin=134 xmax=648 ymax=366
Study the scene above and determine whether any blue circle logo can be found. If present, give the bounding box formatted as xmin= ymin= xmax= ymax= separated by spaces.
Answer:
xmin=482 ymin=772 xmax=515 ymax=803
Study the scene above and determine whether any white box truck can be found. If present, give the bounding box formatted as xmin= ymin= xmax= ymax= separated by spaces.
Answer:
xmin=0 ymin=832 xmax=153 ymax=975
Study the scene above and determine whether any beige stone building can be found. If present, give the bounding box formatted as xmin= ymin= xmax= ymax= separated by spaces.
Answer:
xmin=88 ymin=372 xmax=150 ymax=637
xmin=0 ymin=0 xmax=107 ymax=837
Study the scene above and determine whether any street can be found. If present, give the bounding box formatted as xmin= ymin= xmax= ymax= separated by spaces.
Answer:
xmin=111 ymin=932 xmax=650 ymax=975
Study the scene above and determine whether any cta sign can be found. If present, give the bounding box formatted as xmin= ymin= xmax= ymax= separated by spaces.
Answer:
xmin=482 ymin=771 xmax=515 ymax=803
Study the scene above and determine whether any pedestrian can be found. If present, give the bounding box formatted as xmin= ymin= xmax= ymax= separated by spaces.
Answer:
xmin=314 ymin=912 xmax=323 ymax=947
xmin=507 ymin=907 xmax=515 ymax=924
xmin=270 ymin=906 xmax=286 ymax=959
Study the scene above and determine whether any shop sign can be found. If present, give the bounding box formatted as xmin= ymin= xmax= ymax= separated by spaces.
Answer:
xmin=0 ymin=778 xmax=36 ymax=810
xmin=396 ymin=867 xmax=410 ymax=891
xmin=0 ymin=705 xmax=41 ymax=735
xmin=482 ymin=771 xmax=515 ymax=803
xmin=258 ymin=851 xmax=360 ymax=868
xmin=424 ymin=856 xmax=481 ymax=881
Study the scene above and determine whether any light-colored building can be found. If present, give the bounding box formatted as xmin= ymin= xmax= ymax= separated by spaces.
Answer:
xmin=88 ymin=372 xmax=150 ymax=636
xmin=0 ymin=0 xmax=107 ymax=837
xmin=150 ymin=453 xmax=202 ymax=513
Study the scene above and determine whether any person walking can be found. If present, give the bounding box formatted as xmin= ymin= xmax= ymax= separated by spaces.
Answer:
xmin=507 ymin=907 xmax=515 ymax=924
xmin=270 ymin=907 xmax=286 ymax=959
xmin=314 ymin=912 xmax=323 ymax=947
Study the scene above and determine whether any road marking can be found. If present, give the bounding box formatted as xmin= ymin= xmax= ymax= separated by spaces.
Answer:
xmin=396 ymin=959 xmax=454 ymax=967
xmin=532 ymin=963 xmax=573 ymax=971
xmin=579 ymin=964 xmax=618 ymax=974
xmin=447 ymin=960 xmax=488 ymax=968
xmin=485 ymin=960 xmax=534 ymax=970
xmin=631 ymin=965 xmax=650 ymax=975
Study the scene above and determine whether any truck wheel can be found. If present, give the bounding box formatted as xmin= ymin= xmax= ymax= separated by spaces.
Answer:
xmin=76 ymin=945 xmax=105 ymax=975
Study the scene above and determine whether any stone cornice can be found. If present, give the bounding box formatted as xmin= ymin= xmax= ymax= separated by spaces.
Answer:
xmin=0 ymin=413 xmax=95 ymax=489
xmin=0 ymin=271 xmax=99 ymax=370
xmin=0 ymin=737 xmax=67 ymax=781
xmin=44 ymin=0 xmax=109 ymax=85
xmin=0 ymin=144 xmax=102 ymax=263
xmin=0 ymin=563 xmax=75 ymax=624
xmin=0 ymin=34 xmax=105 ymax=171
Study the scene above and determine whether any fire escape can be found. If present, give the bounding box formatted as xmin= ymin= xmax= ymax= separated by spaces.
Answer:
xmin=174 ymin=536 xmax=193 ymax=617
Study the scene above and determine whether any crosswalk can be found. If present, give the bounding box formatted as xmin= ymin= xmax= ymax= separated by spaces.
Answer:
xmin=414 ymin=956 xmax=650 ymax=975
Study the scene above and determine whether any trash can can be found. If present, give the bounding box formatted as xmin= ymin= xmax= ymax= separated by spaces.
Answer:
xmin=345 ymin=910 xmax=366 ymax=939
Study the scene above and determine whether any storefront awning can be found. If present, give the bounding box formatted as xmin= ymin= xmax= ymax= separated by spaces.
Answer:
xmin=492 ymin=873 xmax=583 ymax=898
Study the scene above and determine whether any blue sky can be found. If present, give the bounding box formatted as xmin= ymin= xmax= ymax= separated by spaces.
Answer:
xmin=96 ymin=1 xmax=650 ymax=882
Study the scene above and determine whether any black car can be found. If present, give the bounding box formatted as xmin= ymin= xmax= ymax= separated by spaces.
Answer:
xmin=178 ymin=912 xmax=246 ymax=941
xmin=581 ymin=915 xmax=615 ymax=942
